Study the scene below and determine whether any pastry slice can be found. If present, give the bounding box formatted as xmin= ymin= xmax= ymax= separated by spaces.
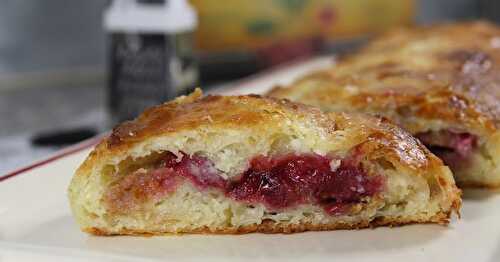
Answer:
xmin=68 ymin=89 xmax=460 ymax=235
xmin=268 ymin=21 xmax=500 ymax=188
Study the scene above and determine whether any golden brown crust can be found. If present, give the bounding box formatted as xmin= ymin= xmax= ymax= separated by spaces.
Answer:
xmin=106 ymin=92 xmax=329 ymax=149
xmin=268 ymin=21 xmax=500 ymax=135
xmin=76 ymin=89 xmax=449 ymax=179
xmin=84 ymin=210 xmax=453 ymax=236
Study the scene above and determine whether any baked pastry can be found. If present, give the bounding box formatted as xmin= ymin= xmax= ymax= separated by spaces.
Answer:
xmin=268 ymin=21 xmax=500 ymax=188
xmin=68 ymin=89 xmax=460 ymax=235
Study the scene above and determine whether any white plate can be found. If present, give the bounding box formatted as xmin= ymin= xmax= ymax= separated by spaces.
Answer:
xmin=2 ymin=56 xmax=500 ymax=262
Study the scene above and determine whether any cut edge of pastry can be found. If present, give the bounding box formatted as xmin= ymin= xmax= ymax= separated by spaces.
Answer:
xmin=68 ymin=90 xmax=461 ymax=235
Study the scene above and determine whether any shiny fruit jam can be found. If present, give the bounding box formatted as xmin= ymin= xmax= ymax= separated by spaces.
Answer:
xmin=107 ymin=152 xmax=385 ymax=215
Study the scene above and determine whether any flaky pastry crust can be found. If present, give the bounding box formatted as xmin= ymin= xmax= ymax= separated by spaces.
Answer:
xmin=69 ymin=90 xmax=460 ymax=235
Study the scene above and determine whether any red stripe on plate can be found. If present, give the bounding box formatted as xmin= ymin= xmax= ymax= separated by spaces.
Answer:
xmin=0 ymin=134 xmax=105 ymax=182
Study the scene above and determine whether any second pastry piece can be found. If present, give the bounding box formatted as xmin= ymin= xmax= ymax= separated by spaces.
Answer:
xmin=269 ymin=21 xmax=500 ymax=187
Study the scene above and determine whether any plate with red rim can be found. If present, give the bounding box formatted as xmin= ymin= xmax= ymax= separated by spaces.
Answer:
xmin=2 ymin=56 xmax=500 ymax=262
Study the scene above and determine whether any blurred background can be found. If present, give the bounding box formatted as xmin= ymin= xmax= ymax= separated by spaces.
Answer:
xmin=0 ymin=0 xmax=499 ymax=174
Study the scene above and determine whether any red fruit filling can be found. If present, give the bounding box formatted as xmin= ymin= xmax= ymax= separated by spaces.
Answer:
xmin=157 ymin=153 xmax=227 ymax=190
xmin=227 ymin=154 xmax=384 ymax=214
xmin=106 ymin=152 xmax=384 ymax=215
xmin=105 ymin=153 xmax=225 ymax=212
xmin=416 ymin=130 xmax=477 ymax=170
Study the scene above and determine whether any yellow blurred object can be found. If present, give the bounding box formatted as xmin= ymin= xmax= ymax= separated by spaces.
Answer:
xmin=191 ymin=0 xmax=415 ymax=52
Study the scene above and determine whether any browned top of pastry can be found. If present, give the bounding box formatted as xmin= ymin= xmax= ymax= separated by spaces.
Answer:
xmin=77 ymin=89 xmax=448 ymax=178
xmin=268 ymin=21 xmax=500 ymax=134
xmin=106 ymin=89 xmax=336 ymax=149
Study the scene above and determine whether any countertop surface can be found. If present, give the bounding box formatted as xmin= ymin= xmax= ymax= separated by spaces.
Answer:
xmin=0 ymin=84 xmax=107 ymax=175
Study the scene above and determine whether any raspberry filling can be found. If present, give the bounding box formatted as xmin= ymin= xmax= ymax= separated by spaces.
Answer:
xmin=106 ymin=152 xmax=384 ymax=215
xmin=227 ymin=154 xmax=384 ymax=214
xmin=416 ymin=130 xmax=477 ymax=170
